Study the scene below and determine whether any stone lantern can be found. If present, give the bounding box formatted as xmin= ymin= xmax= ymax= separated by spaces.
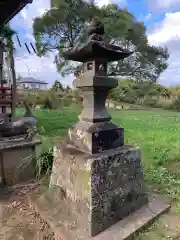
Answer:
xmin=33 ymin=18 xmax=170 ymax=240
xmin=64 ymin=18 xmax=132 ymax=154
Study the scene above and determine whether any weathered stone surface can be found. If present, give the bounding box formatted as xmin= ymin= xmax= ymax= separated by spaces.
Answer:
xmin=30 ymin=187 xmax=170 ymax=240
xmin=50 ymin=143 xmax=148 ymax=237
xmin=92 ymin=195 xmax=170 ymax=240
xmin=74 ymin=76 xmax=118 ymax=123
xmin=0 ymin=103 xmax=37 ymax=140
xmin=0 ymin=139 xmax=41 ymax=186
xmin=0 ymin=139 xmax=41 ymax=150
xmin=68 ymin=121 xmax=124 ymax=154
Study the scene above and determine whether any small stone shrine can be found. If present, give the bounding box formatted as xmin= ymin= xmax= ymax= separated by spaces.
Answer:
xmin=32 ymin=18 xmax=170 ymax=239
xmin=0 ymin=0 xmax=41 ymax=186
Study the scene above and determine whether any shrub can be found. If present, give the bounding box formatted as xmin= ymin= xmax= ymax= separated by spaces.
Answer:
xmin=142 ymin=96 xmax=157 ymax=107
xmin=43 ymin=97 xmax=53 ymax=109
xmin=156 ymin=97 xmax=173 ymax=110
xmin=123 ymin=94 xmax=137 ymax=104
xmin=61 ymin=94 xmax=73 ymax=107
xmin=172 ymin=96 xmax=180 ymax=111
xmin=36 ymin=148 xmax=54 ymax=179
xmin=16 ymin=90 xmax=75 ymax=109
xmin=72 ymin=89 xmax=83 ymax=104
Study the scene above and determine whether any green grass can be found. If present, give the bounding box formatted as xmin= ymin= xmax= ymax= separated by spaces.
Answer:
xmin=17 ymin=105 xmax=180 ymax=239
xmin=17 ymin=105 xmax=180 ymax=201
xmin=110 ymin=108 xmax=180 ymax=201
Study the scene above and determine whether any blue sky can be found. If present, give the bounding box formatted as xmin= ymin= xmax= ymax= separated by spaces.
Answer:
xmin=10 ymin=0 xmax=180 ymax=86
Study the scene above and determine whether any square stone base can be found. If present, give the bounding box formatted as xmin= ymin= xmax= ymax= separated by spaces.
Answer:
xmin=0 ymin=139 xmax=41 ymax=186
xmin=30 ymin=187 xmax=170 ymax=240
xmin=50 ymin=143 xmax=149 ymax=236
xmin=31 ymin=142 xmax=170 ymax=239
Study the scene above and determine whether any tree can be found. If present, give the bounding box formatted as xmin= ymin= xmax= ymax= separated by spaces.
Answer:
xmin=168 ymin=86 xmax=180 ymax=97
xmin=33 ymin=0 xmax=169 ymax=82
xmin=151 ymin=83 xmax=171 ymax=99
xmin=109 ymin=78 xmax=137 ymax=103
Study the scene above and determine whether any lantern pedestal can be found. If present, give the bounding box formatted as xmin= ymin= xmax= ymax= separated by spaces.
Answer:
xmin=68 ymin=121 xmax=124 ymax=154
xmin=68 ymin=75 xmax=124 ymax=154
xmin=30 ymin=142 xmax=170 ymax=240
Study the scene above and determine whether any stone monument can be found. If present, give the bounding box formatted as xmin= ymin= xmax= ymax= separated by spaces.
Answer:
xmin=31 ymin=18 xmax=170 ymax=239
xmin=0 ymin=34 xmax=41 ymax=186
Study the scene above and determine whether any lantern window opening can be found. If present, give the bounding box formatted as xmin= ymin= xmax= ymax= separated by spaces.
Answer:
xmin=87 ymin=62 xmax=93 ymax=71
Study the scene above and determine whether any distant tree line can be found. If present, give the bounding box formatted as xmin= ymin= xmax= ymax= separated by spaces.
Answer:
xmin=108 ymin=78 xmax=180 ymax=111
xmin=109 ymin=79 xmax=170 ymax=104
xmin=15 ymin=78 xmax=180 ymax=112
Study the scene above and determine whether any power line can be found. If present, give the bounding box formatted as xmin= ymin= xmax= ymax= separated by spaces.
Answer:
xmin=14 ymin=33 xmax=36 ymax=55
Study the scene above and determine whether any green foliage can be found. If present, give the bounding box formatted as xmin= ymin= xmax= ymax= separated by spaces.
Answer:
xmin=142 ymin=96 xmax=157 ymax=107
xmin=155 ymin=97 xmax=172 ymax=110
xmin=33 ymin=0 xmax=169 ymax=82
xmin=109 ymin=78 xmax=171 ymax=107
xmin=0 ymin=24 xmax=16 ymax=43
xmin=43 ymin=96 xmax=53 ymax=109
xmin=169 ymin=85 xmax=180 ymax=97
xmin=72 ymin=88 xmax=83 ymax=104
xmin=0 ymin=24 xmax=16 ymax=56
xmin=17 ymin=79 xmax=174 ymax=111
xmin=36 ymin=147 xmax=53 ymax=179
xmin=172 ymin=96 xmax=180 ymax=112
xmin=17 ymin=90 xmax=75 ymax=109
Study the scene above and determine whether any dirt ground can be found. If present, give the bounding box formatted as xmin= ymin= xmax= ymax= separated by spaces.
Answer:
xmin=0 ymin=180 xmax=180 ymax=240
xmin=0 ymin=181 xmax=54 ymax=240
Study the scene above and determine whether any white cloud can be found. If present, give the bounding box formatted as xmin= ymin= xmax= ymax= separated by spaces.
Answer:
xmin=148 ymin=12 xmax=180 ymax=45
xmin=95 ymin=0 xmax=126 ymax=7
xmin=138 ymin=12 xmax=152 ymax=22
xmin=148 ymin=12 xmax=180 ymax=86
xmin=11 ymin=0 xmax=50 ymax=29
xmin=20 ymin=9 xmax=27 ymax=20
xmin=95 ymin=0 xmax=111 ymax=7
xmin=145 ymin=13 xmax=152 ymax=21
xmin=148 ymin=0 xmax=180 ymax=12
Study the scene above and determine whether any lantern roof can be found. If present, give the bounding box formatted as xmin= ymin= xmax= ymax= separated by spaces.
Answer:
xmin=63 ymin=18 xmax=133 ymax=62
